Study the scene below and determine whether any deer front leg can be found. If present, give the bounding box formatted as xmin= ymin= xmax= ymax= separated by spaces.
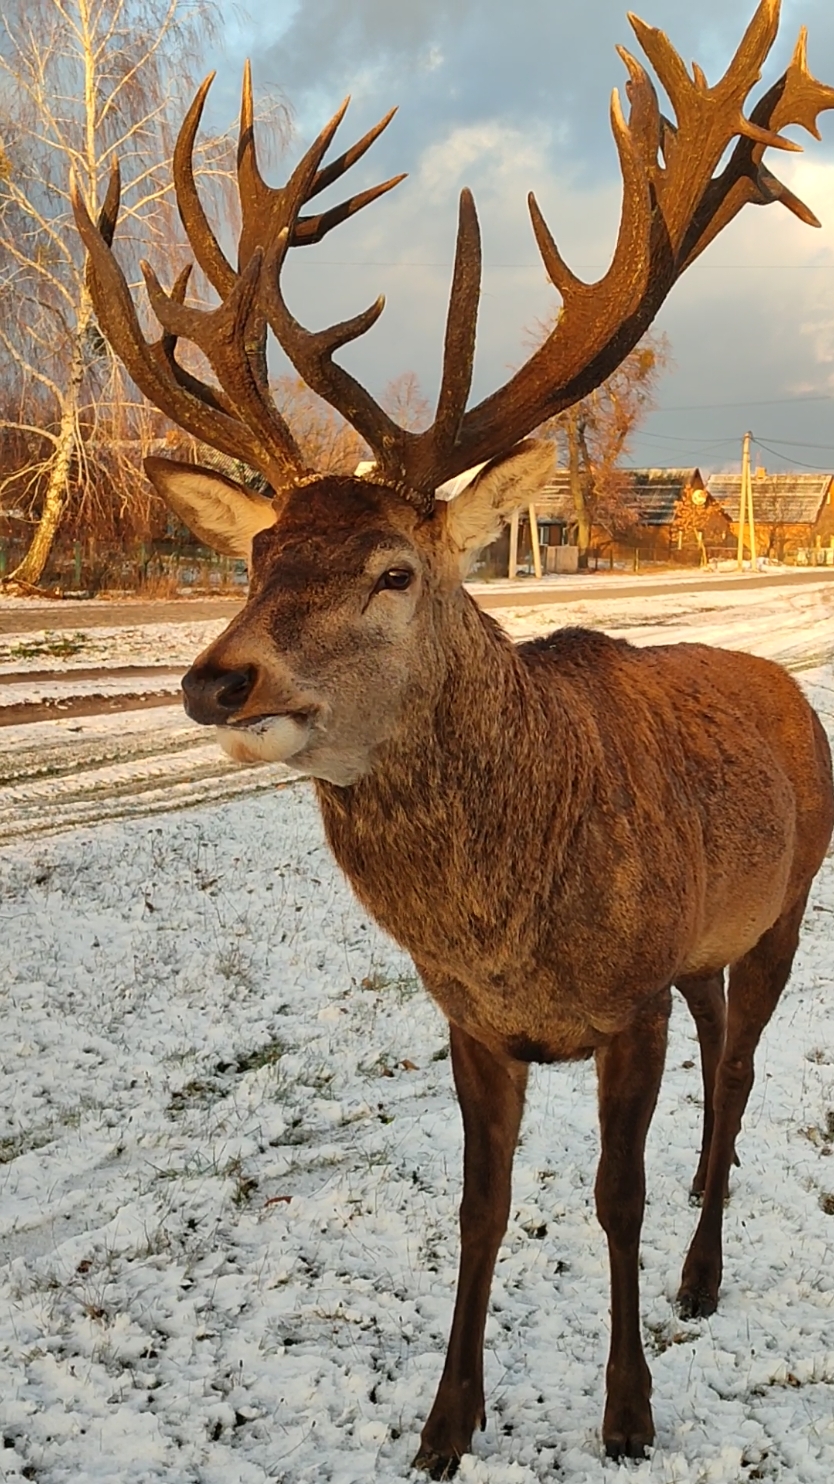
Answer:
xmin=594 ymin=990 xmax=670 ymax=1459
xmin=414 ymin=1023 xmax=528 ymax=1480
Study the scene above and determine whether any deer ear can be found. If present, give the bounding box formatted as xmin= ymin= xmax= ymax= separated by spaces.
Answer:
xmin=144 ymin=457 xmax=278 ymax=560
xmin=440 ymin=439 xmax=554 ymax=568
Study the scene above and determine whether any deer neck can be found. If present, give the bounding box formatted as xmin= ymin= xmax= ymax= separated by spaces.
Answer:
xmin=314 ymin=592 xmax=592 ymax=964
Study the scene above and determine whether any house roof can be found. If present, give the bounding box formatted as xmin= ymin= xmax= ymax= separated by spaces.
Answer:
xmin=706 ymin=471 xmax=833 ymax=524
xmin=533 ymin=468 xmax=709 ymax=525
xmin=535 ymin=471 xmax=574 ymax=520
xmin=622 ymin=469 xmax=707 ymax=526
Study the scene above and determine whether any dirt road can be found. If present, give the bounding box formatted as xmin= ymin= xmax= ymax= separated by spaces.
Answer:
xmin=3 ymin=567 xmax=834 ymax=632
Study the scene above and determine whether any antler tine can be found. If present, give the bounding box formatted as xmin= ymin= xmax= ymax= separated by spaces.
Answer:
xmin=238 ymin=86 xmax=350 ymax=267
xmin=173 ymin=74 xmax=237 ymax=299
xmin=72 ymin=172 xmax=303 ymax=489
xmin=69 ymin=170 xmax=289 ymax=477
xmin=292 ymin=173 xmax=408 ymax=247
xmin=308 ymin=107 xmax=399 ymax=199
xmin=678 ymin=25 xmax=834 ymax=270
xmin=153 ymin=262 xmax=238 ymax=416
xmin=141 ymin=248 xmax=304 ymax=476
xmin=261 ymin=228 xmax=408 ymax=481
xmin=97 ymin=157 xmax=121 ymax=247
xmin=615 ymin=46 xmax=661 ymax=174
xmin=238 ymin=69 xmax=407 ymax=255
xmin=417 ymin=189 xmax=482 ymax=496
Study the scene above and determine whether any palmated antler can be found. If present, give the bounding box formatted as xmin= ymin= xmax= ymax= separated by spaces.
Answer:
xmin=443 ymin=0 xmax=834 ymax=484
xmin=74 ymin=1 xmax=833 ymax=513
xmin=71 ymin=71 xmax=405 ymax=493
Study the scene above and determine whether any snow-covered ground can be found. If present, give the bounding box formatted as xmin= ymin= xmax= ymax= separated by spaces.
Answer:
xmin=1 ymin=586 xmax=834 ymax=1482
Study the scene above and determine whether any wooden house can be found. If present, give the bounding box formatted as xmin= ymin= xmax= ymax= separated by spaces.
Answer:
xmin=617 ymin=468 xmax=734 ymax=560
xmin=705 ymin=470 xmax=834 ymax=562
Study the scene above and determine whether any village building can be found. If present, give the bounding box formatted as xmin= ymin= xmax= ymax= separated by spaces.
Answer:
xmin=613 ymin=468 xmax=734 ymax=563
xmin=706 ymin=469 xmax=834 ymax=563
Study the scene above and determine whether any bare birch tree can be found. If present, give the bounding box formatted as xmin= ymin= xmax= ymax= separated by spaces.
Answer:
xmin=0 ymin=0 xmax=260 ymax=591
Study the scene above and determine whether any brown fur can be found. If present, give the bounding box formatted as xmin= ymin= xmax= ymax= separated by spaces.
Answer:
xmin=168 ymin=464 xmax=833 ymax=1474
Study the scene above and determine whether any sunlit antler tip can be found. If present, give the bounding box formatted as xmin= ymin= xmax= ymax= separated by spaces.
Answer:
xmin=791 ymin=26 xmax=809 ymax=72
xmin=68 ymin=169 xmax=90 ymax=219
xmin=610 ymin=86 xmax=628 ymax=131
xmin=626 ymin=12 xmax=649 ymax=38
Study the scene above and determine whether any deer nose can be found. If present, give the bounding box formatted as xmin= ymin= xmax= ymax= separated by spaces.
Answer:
xmin=182 ymin=665 xmax=255 ymax=725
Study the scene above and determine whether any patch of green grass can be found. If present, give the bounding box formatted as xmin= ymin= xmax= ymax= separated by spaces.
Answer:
xmin=167 ymin=1039 xmax=289 ymax=1116
xmin=0 ymin=1130 xmax=55 ymax=1165
xmin=359 ymin=969 xmax=421 ymax=1002
xmin=225 ymin=1038 xmax=285 ymax=1076
xmin=7 ymin=630 xmax=89 ymax=661
xmin=644 ymin=1319 xmax=699 ymax=1355
xmin=166 ymin=1078 xmax=223 ymax=1116
xmin=228 ymin=1157 xmax=259 ymax=1207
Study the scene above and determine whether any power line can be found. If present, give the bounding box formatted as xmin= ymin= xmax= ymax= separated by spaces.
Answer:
xmin=635 ymin=431 xmax=740 ymax=446
xmin=750 ymin=437 xmax=834 ymax=472
xmin=651 ymin=393 xmax=834 ymax=413
xmin=745 ymin=435 xmax=834 ymax=452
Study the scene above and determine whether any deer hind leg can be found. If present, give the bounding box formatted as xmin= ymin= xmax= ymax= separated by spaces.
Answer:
xmin=595 ymin=988 xmax=671 ymax=1460
xmin=676 ymin=970 xmax=733 ymax=1200
xmin=415 ymin=1023 xmax=528 ymax=1480
xmin=678 ymin=890 xmax=810 ymax=1320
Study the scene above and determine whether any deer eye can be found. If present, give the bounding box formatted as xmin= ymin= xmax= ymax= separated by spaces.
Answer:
xmin=375 ymin=568 xmax=413 ymax=593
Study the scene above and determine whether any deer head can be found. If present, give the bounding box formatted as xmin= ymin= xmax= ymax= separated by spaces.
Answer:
xmin=72 ymin=0 xmax=834 ymax=785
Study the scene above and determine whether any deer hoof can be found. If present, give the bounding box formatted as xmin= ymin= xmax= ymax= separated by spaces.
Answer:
xmin=605 ymin=1434 xmax=652 ymax=1461
xmin=603 ymin=1396 xmax=654 ymax=1461
xmin=412 ymin=1445 xmax=462 ymax=1479
xmin=677 ymin=1283 xmax=719 ymax=1319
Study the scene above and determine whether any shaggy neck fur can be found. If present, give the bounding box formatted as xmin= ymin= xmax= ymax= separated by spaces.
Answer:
xmin=316 ymin=590 xmax=594 ymax=985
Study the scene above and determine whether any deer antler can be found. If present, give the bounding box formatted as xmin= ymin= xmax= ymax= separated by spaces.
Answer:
xmin=71 ymin=72 xmax=405 ymax=493
xmin=74 ymin=2 xmax=833 ymax=509
xmin=439 ymin=0 xmax=834 ymax=483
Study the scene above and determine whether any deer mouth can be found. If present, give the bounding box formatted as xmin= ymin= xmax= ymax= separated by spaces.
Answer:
xmin=216 ymin=711 xmax=314 ymax=765
xmin=227 ymin=709 xmax=313 ymax=733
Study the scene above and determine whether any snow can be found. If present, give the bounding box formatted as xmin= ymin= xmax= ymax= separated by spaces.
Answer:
xmin=1 ymin=581 xmax=834 ymax=1481
xmin=0 ymin=621 xmax=226 ymax=677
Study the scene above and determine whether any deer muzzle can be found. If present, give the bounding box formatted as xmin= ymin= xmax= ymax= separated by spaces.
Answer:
xmin=182 ymin=663 xmax=256 ymax=725
xmin=181 ymin=660 xmax=319 ymax=767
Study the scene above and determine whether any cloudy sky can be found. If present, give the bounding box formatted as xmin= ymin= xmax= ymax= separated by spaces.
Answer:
xmin=204 ymin=0 xmax=834 ymax=474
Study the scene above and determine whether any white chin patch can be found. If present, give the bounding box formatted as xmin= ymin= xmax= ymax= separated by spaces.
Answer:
xmin=216 ymin=715 xmax=311 ymax=766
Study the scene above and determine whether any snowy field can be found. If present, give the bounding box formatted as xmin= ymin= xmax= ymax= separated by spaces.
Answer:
xmin=1 ymin=581 xmax=834 ymax=1482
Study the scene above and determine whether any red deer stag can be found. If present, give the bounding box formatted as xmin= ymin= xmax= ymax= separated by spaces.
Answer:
xmin=73 ymin=2 xmax=834 ymax=1473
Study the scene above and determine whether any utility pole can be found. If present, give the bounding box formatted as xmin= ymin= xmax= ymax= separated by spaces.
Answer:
xmin=737 ymin=430 xmax=757 ymax=570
